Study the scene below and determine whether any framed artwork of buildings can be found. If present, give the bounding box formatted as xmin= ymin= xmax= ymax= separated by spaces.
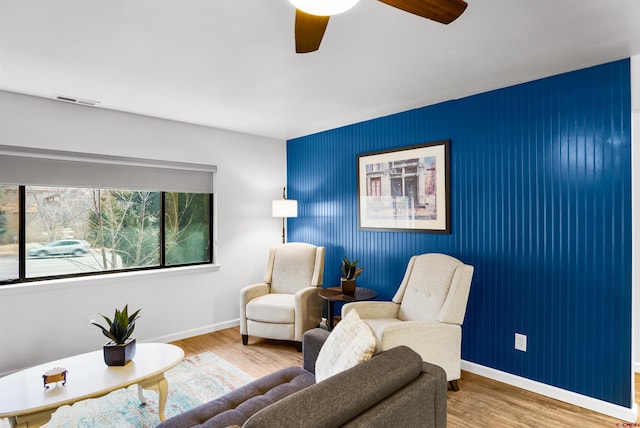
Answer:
xmin=357 ymin=140 xmax=450 ymax=233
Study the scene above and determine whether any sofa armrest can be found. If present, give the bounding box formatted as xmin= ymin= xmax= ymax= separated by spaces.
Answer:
xmin=421 ymin=361 xmax=448 ymax=428
xmin=302 ymin=328 xmax=329 ymax=373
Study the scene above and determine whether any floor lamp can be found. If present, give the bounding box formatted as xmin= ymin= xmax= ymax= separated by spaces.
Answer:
xmin=272 ymin=187 xmax=298 ymax=243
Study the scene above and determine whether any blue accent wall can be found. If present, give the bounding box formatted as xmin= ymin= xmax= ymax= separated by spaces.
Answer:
xmin=287 ymin=59 xmax=632 ymax=407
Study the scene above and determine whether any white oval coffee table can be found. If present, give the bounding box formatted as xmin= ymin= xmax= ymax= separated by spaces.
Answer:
xmin=0 ymin=343 xmax=184 ymax=427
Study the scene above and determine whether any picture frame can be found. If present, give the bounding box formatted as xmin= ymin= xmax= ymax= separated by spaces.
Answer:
xmin=357 ymin=140 xmax=450 ymax=233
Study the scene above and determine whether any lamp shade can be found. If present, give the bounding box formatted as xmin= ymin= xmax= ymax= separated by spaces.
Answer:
xmin=289 ymin=0 xmax=359 ymax=16
xmin=272 ymin=199 xmax=298 ymax=218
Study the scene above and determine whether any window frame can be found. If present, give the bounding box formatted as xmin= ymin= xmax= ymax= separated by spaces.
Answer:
xmin=0 ymin=146 xmax=217 ymax=286
xmin=0 ymin=187 xmax=215 ymax=285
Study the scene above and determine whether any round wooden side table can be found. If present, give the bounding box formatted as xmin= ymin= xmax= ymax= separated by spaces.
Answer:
xmin=318 ymin=286 xmax=377 ymax=331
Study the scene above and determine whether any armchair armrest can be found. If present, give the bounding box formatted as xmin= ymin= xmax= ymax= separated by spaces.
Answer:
xmin=293 ymin=287 xmax=323 ymax=342
xmin=239 ymin=282 xmax=270 ymax=335
xmin=294 ymin=286 xmax=321 ymax=305
xmin=302 ymin=328 xmax=330 ymax=373
xmin=377 ymin=320 xmax=462 ymax=381
xmin=378 ymin=320 xmax=459 ymax=350
xmin=240 ymin=282 xmax=270 ymax=304
xmin=342 ymin=301 xmax=400 ymax=319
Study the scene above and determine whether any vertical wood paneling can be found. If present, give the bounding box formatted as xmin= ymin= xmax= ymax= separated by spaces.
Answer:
xmin=287 ymin=60 xmax=632 ymax=407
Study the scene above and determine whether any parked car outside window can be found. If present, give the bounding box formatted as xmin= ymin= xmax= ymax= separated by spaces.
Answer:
xmin=27 ymin=240 xmax=91 ymax=258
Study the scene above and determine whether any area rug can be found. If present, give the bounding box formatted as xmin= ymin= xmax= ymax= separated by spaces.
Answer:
xmin=0 ymin=352 xmax=253 ymax=428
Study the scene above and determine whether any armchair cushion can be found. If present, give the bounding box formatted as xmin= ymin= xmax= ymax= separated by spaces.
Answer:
xmin=269 ymin=243 xmax=323 ymax=294
xmin=315 ymin=309 xmax=376 ymax=382
xmin=361 ymin=318 xmax=402 ymax=351
xmin=395 ymin=254 xmax=461 ymax=322
xmin=246 ymin=294 xmax=295 ymax=324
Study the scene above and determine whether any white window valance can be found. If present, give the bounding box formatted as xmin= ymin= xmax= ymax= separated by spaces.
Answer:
xmin=0 ymin=145 xmax=216 ymax=193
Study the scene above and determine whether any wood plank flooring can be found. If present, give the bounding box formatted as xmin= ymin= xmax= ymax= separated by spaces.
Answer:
xmin=171 ymin=326 xmax=638 ymax=427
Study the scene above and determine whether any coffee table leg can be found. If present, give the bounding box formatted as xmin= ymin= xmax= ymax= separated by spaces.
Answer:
xmin=158 ymin=377 xmax=169 ymax=421
xmin=138 ymin=374 xmax=170 ymax=421
xmin=137 ymin=384 xmax=147 ymax=404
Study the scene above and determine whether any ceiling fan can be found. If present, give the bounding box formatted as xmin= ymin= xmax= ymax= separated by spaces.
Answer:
xmin=291 ymin=0 xmax=468 ymax=53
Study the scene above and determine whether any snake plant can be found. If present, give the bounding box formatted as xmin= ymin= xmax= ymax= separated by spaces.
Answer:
xmin=92 ymin=304 xmax=141 ymax=345
xmin=341 ymin=257 xmax=364 ymax=280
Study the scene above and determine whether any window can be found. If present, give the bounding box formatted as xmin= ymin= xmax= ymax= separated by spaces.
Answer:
xmin=165 ymin=192 xmax=211 ymax=266
xmin=0 ymin=185 xmax=19 ymax=282
xmin=0 ymin=146 xmax=215 ymax=285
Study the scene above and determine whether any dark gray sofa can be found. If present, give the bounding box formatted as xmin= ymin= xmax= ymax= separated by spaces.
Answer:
xmin=157 ymin=328 xmax=447 ymax=428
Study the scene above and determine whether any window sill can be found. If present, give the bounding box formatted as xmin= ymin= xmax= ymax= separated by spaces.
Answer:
xmin=0 ymin=263 xmax=221 ymax=296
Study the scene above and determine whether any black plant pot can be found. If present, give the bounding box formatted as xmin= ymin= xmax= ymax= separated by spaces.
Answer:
xmin=103 ymin=338 xmax=136 ymax=366
xmin=341 ymin=278 xmax=356 ymax=296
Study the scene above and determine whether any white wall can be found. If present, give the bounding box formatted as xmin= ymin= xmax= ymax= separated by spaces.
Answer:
xmin=0 ymin=90 xmax=286 ymax=374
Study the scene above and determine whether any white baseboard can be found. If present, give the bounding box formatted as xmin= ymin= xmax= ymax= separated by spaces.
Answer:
xmin=461 ymin=360 xmax=638 ymax=422
xmin=145 ymin=319 xmax=240 ymax=344
xmin=635 ymin=361 xmax=640 ymax=373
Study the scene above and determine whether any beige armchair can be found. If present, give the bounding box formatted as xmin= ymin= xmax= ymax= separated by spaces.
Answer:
xmin=342 ymin=253 xmax=473 ymax=390
xmin=240 ymin=242 xmax=325 ymax=351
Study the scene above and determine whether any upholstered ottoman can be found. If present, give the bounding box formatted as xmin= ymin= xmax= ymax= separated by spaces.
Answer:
xmin=157 ymin=365 xmax=315 ymax=427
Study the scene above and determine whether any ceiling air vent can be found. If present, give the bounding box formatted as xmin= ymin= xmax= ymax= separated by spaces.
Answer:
xmin=54 ymin=94 xmax=100 ymax=107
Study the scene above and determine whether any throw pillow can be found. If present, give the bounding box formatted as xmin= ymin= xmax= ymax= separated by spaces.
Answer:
xmin=315 ymin=309 xmax=376 ymax=382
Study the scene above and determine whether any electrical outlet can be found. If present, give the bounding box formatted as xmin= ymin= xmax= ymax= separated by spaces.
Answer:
xmin=86 ymin=316 xmax=97 ymax=330
xmin=515 ymin=333 xmax=527 ymax=352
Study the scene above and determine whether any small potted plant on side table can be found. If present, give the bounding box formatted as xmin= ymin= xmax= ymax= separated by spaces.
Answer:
xmin=341 ymin=257 xmax=364 ymax=296
xmin=92 ymin=304 xmax=141 ymax=366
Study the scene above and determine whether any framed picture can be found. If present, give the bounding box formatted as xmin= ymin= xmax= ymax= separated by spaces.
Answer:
xmin=357 ymin=140 xmax=450 ymax=233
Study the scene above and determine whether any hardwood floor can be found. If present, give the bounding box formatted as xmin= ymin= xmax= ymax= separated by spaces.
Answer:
xmin=170 ymin=326 xmax=302 ymax=379
xmin=171 ymin=327 xmax=637 ymax=427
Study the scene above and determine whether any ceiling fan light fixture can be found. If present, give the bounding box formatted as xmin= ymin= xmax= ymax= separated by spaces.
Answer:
xmin=289 ymin=0 xmax=360 ymax=16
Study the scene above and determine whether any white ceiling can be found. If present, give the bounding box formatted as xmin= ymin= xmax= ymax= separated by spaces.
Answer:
xmin=1 ymin=0 xmax=640 ymax=140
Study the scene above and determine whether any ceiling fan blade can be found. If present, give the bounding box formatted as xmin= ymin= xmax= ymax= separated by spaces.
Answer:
xmin=295 ymin=9 xmax=330 ymax=53
xmin=378 ymin=0 xmax=468 ymax=24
